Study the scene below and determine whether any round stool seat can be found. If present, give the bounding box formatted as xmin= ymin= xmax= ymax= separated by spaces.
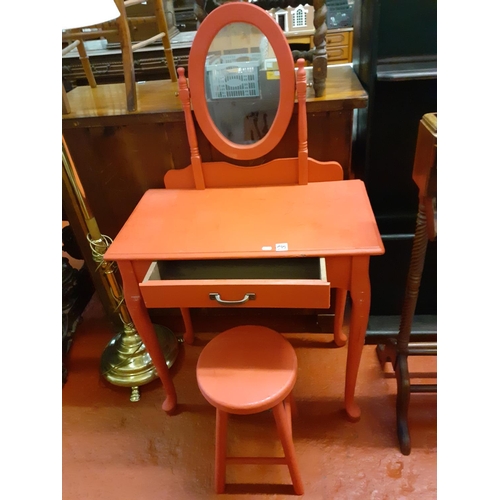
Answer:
xmin=196 ymin=325 xmax=297 ymax=415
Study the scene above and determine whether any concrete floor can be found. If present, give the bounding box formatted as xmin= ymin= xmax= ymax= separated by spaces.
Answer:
xmin=62 ymin=296 xmax=437 ymax=499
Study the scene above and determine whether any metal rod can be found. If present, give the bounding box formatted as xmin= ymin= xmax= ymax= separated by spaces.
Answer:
xmin=410 ymin=384 xmax=437 ymax=393
xmin=62 ymin=136 xmax=132 ymax=325
xmin=408 ymin=342 xmax=437 ymax=356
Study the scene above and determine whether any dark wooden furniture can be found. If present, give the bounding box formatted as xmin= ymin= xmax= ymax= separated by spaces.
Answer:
xmin=62 ymin=223 xmax=94 ymax=385
xmin=352 ymin=0 xmax=437 ymax=326
xmin=376 ymin=112 xmax=437 ymax=455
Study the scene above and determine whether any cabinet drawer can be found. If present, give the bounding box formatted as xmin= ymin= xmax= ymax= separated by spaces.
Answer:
xmin=326 ymin=31 xmax=351 ymax=48
xmin=327 ymin=45 xmax=350 ymax=63
xmin=140 ymin=257 xmax=330 ymax=309
xmin=287 ymin=34 xmax=314 ymax=46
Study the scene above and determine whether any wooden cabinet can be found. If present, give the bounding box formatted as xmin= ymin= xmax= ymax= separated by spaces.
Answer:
xmin=285 ymin=28 xmax=353 ymax=66
xmin=352 ymin=0 xmax=436 ymax=319
xmin=326 ymin=28 xmax=352 ymax=64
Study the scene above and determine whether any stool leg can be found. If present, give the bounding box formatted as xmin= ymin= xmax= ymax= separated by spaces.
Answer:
xmin=287 ymin=392 xmax=298 ymax=419
xmin=272 ymin=402 xmax=304 ymax=495
xmin=215 ymin=409 xmax=228 ymax=493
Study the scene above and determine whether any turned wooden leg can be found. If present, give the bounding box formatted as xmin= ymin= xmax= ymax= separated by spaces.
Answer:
xmin=118 ymin=261 xmax=177 ymax=412
xmin=312 ymin=0 xmax=327 ymax=98
xmin=395 ymin=353 xmax=411 ymax=455
xmin=273 ymin=400 xmax=304 ymax=495
xmin=215 ymin=409 xmax=228 ymax=494
xmin=393 ymin=202 xmax=429 ymax=453
xmin=333 ymin=288 xmax=348 ymax=347
xmin=180 ymin=308 xmax=194 ymax=344
xmin=345 ymin=256 xmax=371 ymax=422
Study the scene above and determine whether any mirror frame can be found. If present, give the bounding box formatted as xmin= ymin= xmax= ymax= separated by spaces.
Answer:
xmin=188 ymin=2 xmax=296 ymax=160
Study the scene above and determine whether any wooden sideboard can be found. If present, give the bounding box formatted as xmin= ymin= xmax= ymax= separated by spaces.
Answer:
xmin=62 ymin=65 xmax=367 ymax=321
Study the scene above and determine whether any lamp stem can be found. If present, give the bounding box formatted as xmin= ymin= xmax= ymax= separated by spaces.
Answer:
xmin=62 ymin=136 xmax=178 ymax=401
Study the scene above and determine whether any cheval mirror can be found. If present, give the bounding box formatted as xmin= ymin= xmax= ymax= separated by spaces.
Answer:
xmin=163 ymin=1 xmax=348 ymax=348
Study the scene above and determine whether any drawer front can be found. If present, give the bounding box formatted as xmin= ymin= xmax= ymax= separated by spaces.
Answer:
xmin=287 ymin=34 xmax=314 ymax=46
xmin=327 ymin=45 xmax=350 ymax=63
xmin=139 ymin=258 xmax=331 ymax=309
xmin=326 ymin=31 xmax=351 ymax=48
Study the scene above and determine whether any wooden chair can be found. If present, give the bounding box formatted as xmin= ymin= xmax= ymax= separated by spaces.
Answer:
xmin=165 ymin=1 xmax=348 ymax=347
xmin=376 ymin=113 xmax=437 ymax=455
xmin=196 ymin=325 xmax=304 ymax=494
xmin=120 ymin=0 xmax=177 ymax=84
xmin=62 ymin=0 xmax=177 ymax=114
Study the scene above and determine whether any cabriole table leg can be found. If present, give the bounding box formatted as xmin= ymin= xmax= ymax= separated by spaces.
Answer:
xmin=118 ymin=260 xmax=178 ymax=412
xmin=344 ymin=256 xmax=371 ymax=421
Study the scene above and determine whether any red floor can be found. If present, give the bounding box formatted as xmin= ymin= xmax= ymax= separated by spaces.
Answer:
xmin=62 ymin=295 xmax=437 ymax=499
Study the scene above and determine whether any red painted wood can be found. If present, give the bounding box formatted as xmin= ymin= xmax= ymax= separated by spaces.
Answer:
xmin=345 ymin=255 xmax=371 ymax=421
xmin=105 ymin=181 xmax=383 ymax=261
xmin=164 ymin=157 xmax=343 ymax=189
xmin=180 ymin=307 xmax=194 ymax=345
xmin=117 ymin=260 xmax=177 ymax=412
xmin=273 ymin=397 xmax=304 ymax=495
xmin=296 ymin=59 xmax=308 ymax=185
xmin=197 ymin=325 xmax=303 ymax=494
xmin=139 ymin=279 xmax=331 ymax=309
xmin=334 ymin=288 xmax=348 ymax=347
xmin=215 ymin=408 xmax=228 ymax=494
xmin=197 ymin=326 xmax=297 ymax=414
xmin=177 ymin=67 xmax=205 ymax=189
xmin=104 ymin=2 xmax=385 ymax=421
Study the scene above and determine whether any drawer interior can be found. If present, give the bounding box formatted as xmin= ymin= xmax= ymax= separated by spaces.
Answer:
xmin=145 ymin=257 xmax=326 ymax=281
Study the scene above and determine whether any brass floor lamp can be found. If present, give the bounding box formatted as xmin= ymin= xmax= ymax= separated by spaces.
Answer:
xmin=62 ymin=136 xmax=179 ymax=402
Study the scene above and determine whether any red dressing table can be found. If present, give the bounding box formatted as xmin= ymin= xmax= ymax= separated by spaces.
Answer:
xmin=105 ymin=2 xmax=384 ymax=421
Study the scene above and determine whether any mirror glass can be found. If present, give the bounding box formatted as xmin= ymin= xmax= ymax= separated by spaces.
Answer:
xmin=204 ymin=22 xmax=280 ymax=145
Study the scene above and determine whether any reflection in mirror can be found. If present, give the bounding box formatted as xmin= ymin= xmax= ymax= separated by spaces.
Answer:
xmin=205 ymin=22 xmax=280 ymax=145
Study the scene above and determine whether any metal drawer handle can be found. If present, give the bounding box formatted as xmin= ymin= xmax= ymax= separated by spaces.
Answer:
xmin=209 ymin=293 xmax=256 ymax=305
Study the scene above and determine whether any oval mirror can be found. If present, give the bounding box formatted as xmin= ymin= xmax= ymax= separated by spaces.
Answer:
xmin=204 ymin=22 xmax=279 ymax=146
xmin=188 ymin=3 xmax=295 ymax=160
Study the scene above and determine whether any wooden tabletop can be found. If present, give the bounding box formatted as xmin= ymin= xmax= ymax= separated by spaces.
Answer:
xmin=63 ymin=65 xmax=368 ymax=128
xmin=105 ymin=180 xmax=384 ymax=261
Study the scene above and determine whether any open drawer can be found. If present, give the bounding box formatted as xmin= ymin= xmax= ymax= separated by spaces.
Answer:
xmin=140 ymin=257 xmax=330 ymax=309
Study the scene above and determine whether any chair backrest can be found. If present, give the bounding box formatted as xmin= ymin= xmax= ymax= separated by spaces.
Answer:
xmin=62 ymin=0 xmax=177 ymax=114
xmin=164 ymin=2 xmax=343 ymax=190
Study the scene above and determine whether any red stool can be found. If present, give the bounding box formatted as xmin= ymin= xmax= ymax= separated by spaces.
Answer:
xmin=196 ymin=325 xmax=304 ymax=495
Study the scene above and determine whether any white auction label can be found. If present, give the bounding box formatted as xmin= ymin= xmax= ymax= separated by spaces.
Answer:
xmin=275 ymin=243 xmax=288 ymax=251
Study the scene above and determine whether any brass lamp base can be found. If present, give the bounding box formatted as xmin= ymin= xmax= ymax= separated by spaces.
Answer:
xmin=100 ymin=323 xmax=179 ymax=402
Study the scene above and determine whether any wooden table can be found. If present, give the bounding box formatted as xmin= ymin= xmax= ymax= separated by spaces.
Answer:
xmin=62 ymin=65 xmax=368 ymax=317
xmin=104 ymin=180 xmax=384 ymax=420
